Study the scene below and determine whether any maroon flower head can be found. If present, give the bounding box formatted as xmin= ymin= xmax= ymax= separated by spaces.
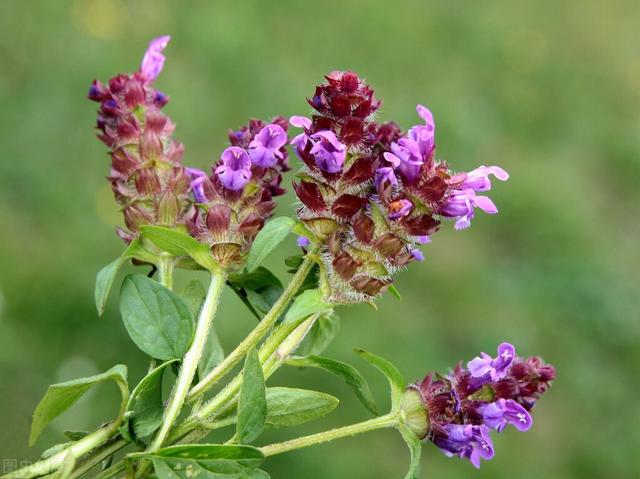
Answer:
xmin=186 ymin=118 xmax=290 ymax=269
xmin=405 ymin=343 xmax=555 ymax=469
xmin=88 ymin=36 xmax=192 ymax=242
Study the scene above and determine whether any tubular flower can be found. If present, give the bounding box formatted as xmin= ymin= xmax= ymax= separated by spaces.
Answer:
xmin=290 ymin=71 xmax=508 ymax=303
xmin=404 ymin=343 xmax=555 ymax=468
xmin=185 ymin=117 xmax=289 ymax=268
xmin=88 ymin=36 xmax=191 ymax=242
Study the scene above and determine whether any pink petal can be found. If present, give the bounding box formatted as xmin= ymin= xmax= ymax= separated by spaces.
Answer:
xmin=289 ymin=115 xmax=312 ymax=129
xmin=416 ymin=104 xmax=435 ymax=132
xmin=473 ymin=195 xmax=498 ymax=214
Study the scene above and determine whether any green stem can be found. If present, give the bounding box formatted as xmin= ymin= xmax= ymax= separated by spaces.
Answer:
xmin=167 ymin=314 xmax=323 ymax=444
xmin=67 ymin=438 xmax=129 ymax=479
xmin=92 ymin=462 xmax=126 ymax=479
xmin=186 ymin=248 xmax=318 ymax=402
xmin=157 ymin=256 xmax=174 ymax=291
xmin=147 ymin=268 xmax=226 ymax=452
xmin=260 ymin=413 xmax=399 ymax=457
xmin=2 ymin=422 xmax=123 ymax=479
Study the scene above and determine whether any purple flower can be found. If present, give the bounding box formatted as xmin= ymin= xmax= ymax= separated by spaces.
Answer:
xmin=289 ymin=116 xmax=312 ymax=150
xmin=434 ymin=424 xmax=495 ymax=469
xmin=248 ymin=124 xmax=288 ymax=168
xmin=461 ymin=165 xmax=509 ymax=192
xmin=415 ymin=235 xmax=431 ymax=244
xmin=384 ymin=137 xmax=424 ymax=183
xmin=439 ymin=189 xmax=499 ymax=230
xmin=215 ymin=147 xmax=252 ymax=191
xmin=407 ymin=104 xmax=435 ymax=159
xmin=468 ymin=342 xmax=516 ymax=382
xmin=481 ymin=399 xmax=532 ymax=432
xmin=309 ymin=130 xmax=346 ymax=173
xmin=297 ymin=236 xmax=311 ymax=248
xmin=388 ymin=199 xmax=413 ymax=220
xmin=140 ymin=35 xmax=171 ymax=83
xmin=374 ymin=167 xmax=397 ymax=193
xmin=186 ymin=167 xmax=208 ymax=203
xmin=411 ymin=249 xmax=425 ymax=261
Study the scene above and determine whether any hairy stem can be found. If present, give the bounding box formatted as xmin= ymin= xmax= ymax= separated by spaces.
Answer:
xmin=68 ymin=438 xmax=129 ymax=479
xmin=167 ymin=314 xmax=323 ymax=444
xmin=2 ymin=422 xmax=124 ymax=479
xmin=157 ymin=256 xmax=174 ymax=291
xmin=186 ymin=248 xmax=318 ymax=402
xmin=260 ymin=413 xmax=399 ymax=457
xmin=147 ymin=268 xmax=226 ymax=452
xmin=92 ymin=462 xmax=126 ymax=479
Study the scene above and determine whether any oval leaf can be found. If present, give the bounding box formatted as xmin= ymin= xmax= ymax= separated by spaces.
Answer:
xmin=140 ymin=444 xmax=264 ymax=464
xmin=120 ymin=274 xmax=194 ymax=360
xmin=283 ymin=289 xmax=330 ymax=325
xmin=124 ymin=359 xmax=178 ymax=440
xmin=285 ymin=356 xmax=378 ymax=415
xmin=95 ymin=238 xmax=157 ymax=316
xmin=142 ymin=444 xmax=265 ymax=479
xmin=180 ymin=280 xmax=207 ymax=318
xmin=265 ymin=387 xmax=338 ymax=428
xmin=228 ymin=268 xmax=284 ymax=319
xmin=355 ymin=349 xmax=405 ymax=409
xmin=30 ymin=365 xmax=128 ymax=446
xmin=295 ymin=310 xmax=340 ymax=356
xmin=246 ymin=217 xmax=295 ymax=272
xmin=236 ymin=348 xmax=266 ymax=444
xmin=140 ymin=226 xmax=219 ymax=271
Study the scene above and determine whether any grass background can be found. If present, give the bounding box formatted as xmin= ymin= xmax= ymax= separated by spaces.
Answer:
xmin=1 ymin=0 xmax=639 ymax=477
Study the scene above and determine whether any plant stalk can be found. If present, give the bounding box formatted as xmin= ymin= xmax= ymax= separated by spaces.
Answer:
xmin=186 ymin=248 xmax=318 ymax=402
xmin=147 ymin=268 xmax=226 ymax=452
xmin=260 ymin=412 xmax=399 ymax=457
xmin=67 ymin=438 xmax=129 ymax=479
xmin=167 ymin=313 xmax=323 ymax=444
xmin=2 ymin=422 xmax=123 ymax=479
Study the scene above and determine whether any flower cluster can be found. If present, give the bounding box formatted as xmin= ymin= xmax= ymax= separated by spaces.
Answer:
xmin=88 ymin=36 xmax=191 ymax=243
xmin=185 ymin=117 xmax=290 ymax=268
xmin=290 ymin=71 xmax=509 ymax=303
xmin=408 ymin=343 xmax=555 ymax=468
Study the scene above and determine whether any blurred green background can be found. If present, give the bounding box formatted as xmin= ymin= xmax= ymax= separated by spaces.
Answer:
xmin=1 ymin=0 xmax=639 ymax=477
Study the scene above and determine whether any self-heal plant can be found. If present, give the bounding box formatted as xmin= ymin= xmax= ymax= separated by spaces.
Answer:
xmin=3 ymin=37 xmax=553 ymax=479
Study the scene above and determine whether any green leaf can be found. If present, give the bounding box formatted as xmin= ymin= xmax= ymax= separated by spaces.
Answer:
xmin=141 ymin=226 xmax=219 ymax=271
xmin=138 ymin=444 xmax=265 ymax=479
xmin=355 ymin=349 xmax=405 ymax=409
xmin=123 ymin=359 xmax=177 ymax=440
xmin=95 ymin=238 xmax=156 ymax=316
xmin=265 ymin=387 xmax=338 ymax=428
xmin=388 ymin=285 xmax=402 ymax=300
xmin=138 ymin=444 xmax=264 ymax=464
xmin=180 ymin=280 xmax=207 ymax=318
xmin=120 ymin=274 xmax=194 ymax=360
xmin=228 ymin=268 xmax=284 ymax=319
xmin=285 ymin=356 xmax=378 ymax=415
xmin=282 ymin=289 xmax=330 ymax=325
xmin=246 ymin=217 xmax=295 ymax=272
xmin=295 ymin=310 xmax=340 ymax=356
xmin=30 ymin=365 xmax=128 ymax=446
xmin=236 ymin=348 xmax=266 ymax=444
xmin=398 ymin=425 xmax=422 ymax=479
